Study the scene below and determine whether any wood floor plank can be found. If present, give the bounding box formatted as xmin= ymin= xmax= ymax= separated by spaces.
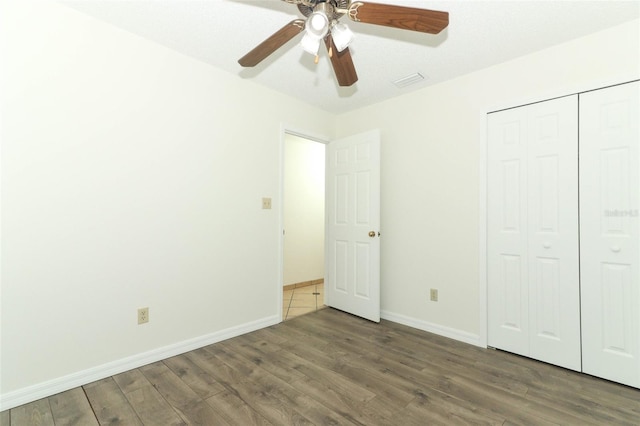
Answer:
xmin=83 ymin=377 xmax=143 ymax=425
xmin=344 ymin=332 xmax=577 ymax=423
xmin=218 ymin=340 xmax=362 ymax=426
xmin=202 ymin=344 xmax=266 ymax=384
xmin=292 ymin=346 xmax=416 ymax=408
xmin=236 ymin=327 xmax=289 ymax=348
xmin=183 ymin=347 xmax=246 ymax=388
xmin=288 ymin=376 xmax=392 ymax=426
xmin=302 ymin=312 xmax=564 ymax=418
xmin=162 ymin=353 xmax=226 ymax=399
xmin=200 ymin=341 xmax=313 ymax=424
xmin=212 ymin=338 xmax=365 ymax=425
xmin=248 ymin=370 xmax=361 ymax=426
xmin=443 ymin=374 xmax=579 ymax=425
xmin=139 ymin=362 xmax=230 ymax=425
xmin=288 ymin=330 xmax=412 ymax=387
xmin=0 ymin=410 xmax=9 ymax=426
xmin=8 ymin=398 xmax=54 ymax=426
xmin=227 ymin=380 xmax=315 ymax=426
xmin=277 ymin=329 xmax=418 ymax=412
xmin=282 ymin=350 xmax=400 ymax=424
xmin=274 ymin=320 xmax=337 ymax=352
xmin=524 ymin=383 xmax=640 ymax=425
xmin=399 ymin=389 xmax=506 ymax=425
xmin=345 ymin=327 xmax=531 ymax=398
xmin=219 ymin=337 xmax=306 ymax=384
xmin=49 ymin=388 xmax=98 ymax=425
xmin=313 ymin=341 xmax=507 ymax=424
xmin=253 ymin=325 xmax=291 ymax=344
xmin=111 ymin=369 xmax=149 ymax=395
xmin=114 ymin=368 xmax=186 ymax=426
xmin=276 ymin=349 xmax=377 ymax=405
xmin=122 ymin=383 xmax=186 ymax=426
xmin=206 ymin=389 xmax=273 ymax=426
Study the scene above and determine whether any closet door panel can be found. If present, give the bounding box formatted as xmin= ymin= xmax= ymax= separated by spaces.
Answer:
xmin=488 ymin=96 xmax=580 ymax=370
xmin=488 ymin=108 xmax=529 ymax=356
xmin=580 ymin=81 xmax=639 ymax=388
xmin=527 ymin=97 xmax=581 ymax=371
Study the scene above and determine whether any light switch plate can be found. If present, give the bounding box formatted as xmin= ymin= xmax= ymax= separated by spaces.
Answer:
xmin=262 ymin=197 xmax=272 ymax=209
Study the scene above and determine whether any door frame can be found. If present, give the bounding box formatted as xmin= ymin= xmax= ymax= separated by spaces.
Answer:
xmin=278 ymin=124 xmax=331 ymax=321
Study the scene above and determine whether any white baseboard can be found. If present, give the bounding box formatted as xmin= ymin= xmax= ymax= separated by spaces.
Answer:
xmin=0 ymin=315 xmax=280 ymax=411
xmin=381 ymin=310 xmax=484 ymax=348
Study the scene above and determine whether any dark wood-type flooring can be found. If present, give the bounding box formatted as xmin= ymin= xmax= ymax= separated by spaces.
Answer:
xmin=2 ymin=307 xmax=639 ymax=425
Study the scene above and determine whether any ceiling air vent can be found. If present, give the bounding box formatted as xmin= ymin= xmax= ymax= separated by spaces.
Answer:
xmin=392 ymin=72 xmax=426 ymax=88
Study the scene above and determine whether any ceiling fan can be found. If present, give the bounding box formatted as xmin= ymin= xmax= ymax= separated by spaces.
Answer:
xmin=238 ymin=0 xmax=449 ymax=87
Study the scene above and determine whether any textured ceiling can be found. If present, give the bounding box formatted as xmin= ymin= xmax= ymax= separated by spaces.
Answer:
xmin=64 ymin=0 xmax=640 ymax=113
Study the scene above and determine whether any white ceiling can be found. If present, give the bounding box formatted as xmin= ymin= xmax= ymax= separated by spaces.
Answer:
xmin=64 ymin=0 xmax=639 ymax=113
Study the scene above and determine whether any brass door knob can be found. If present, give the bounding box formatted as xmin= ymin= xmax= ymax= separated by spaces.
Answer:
xmin=369 ymin=231 xmax=376 ymax=237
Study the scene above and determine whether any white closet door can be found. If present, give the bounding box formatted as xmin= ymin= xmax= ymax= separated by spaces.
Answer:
xmin=488 ymin=107 xmax=529 ymax=356
xmin=526 ymin=97 xmax=580 ymax=371
xmin=580 ymin=81 xmax=640 ymax=388
xmin=488 ymin=96 xmax=581 ymax=371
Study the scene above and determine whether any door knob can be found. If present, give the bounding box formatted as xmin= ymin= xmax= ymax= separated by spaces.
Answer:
xmin=611 ymin=246 xmax=621 ymax=253
xmin=369 ymin=231 xmax=376 ymax=237
xmin=543 ymin=242 xmax=551 ymax=249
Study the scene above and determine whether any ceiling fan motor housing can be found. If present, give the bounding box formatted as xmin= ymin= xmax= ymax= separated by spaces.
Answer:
xmin=298 ymin=0 xmax=349 ymax=20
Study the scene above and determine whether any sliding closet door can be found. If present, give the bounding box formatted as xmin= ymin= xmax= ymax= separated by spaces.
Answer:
xmin=488 ymin=96 xmax=581 ymax=371
xmin=580 ymin=81 xmax=640 ymax=388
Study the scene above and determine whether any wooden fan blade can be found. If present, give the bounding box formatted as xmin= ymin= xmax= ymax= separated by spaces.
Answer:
xmin=347 ymin=2 xmax=449 ymax=34
xmin=325 ymin=35 xmax=358 ymax=87
xmin=238 ymin=19 xmax=305 ymax=67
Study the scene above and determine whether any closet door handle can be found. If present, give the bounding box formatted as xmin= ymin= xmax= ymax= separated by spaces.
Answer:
xmin=611 ymin=246 xmax=621 ymax=253
xmin=543 ymin=242 xmax=551 ymax=249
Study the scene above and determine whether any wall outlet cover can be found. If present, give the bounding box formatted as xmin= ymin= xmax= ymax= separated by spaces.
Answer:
xmin=138 ymin=307 xmax=149 ymax=324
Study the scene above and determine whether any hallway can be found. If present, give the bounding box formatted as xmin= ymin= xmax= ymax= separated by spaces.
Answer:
xmin=282 ymin=283 xmax=325 ymax=320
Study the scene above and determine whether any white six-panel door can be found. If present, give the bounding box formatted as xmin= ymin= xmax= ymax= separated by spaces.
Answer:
xmin=326 ymin=130 xmax=381 ymax=323
xmin=526 ymin=98 xmax=581 ymax=370
xmin=487 ymin=106 xmax=529 ymax=355
xmin=579 ymin=81 xmax=640 ymax=388
xmin=488 ymin=96 xmax=581 ymax=371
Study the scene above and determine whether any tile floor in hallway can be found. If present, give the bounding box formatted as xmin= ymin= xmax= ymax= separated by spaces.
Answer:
xmin=283 ymin=283 xmax=325 ymax=320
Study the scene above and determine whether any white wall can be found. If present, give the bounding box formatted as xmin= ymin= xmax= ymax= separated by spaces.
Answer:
xmin=0 ymin=1 xmax=334 ymax=408
xmin=336 ymin=19 xmax=640 ymax=344
xmin=283 ymin=134 xmax=325 ymax=286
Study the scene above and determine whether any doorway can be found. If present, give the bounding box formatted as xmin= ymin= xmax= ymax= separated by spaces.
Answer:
xmin=282 ymin=133 xmax=326 ymax=320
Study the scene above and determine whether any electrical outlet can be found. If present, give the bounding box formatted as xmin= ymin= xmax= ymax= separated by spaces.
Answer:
xmin=262 ymin=197 xmax=272 ymax=209
xmin=138 ymin=307 xmax=149 ymax=324
xmin=430 ymin=289 xmax=438 ymax=302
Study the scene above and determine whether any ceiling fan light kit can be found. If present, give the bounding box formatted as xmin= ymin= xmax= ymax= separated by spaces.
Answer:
xmin=300 ymin=9 xmax=331 ymax=55
xmin=331 ymin=23 xmax=354 ymax=53
xmin=307 ymin=11 xmax=330 ymax=38
xmin=238 ymin=0 xmax=449 ymax=87
xmin=301 ymin=32 xmax=322 ymax=55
